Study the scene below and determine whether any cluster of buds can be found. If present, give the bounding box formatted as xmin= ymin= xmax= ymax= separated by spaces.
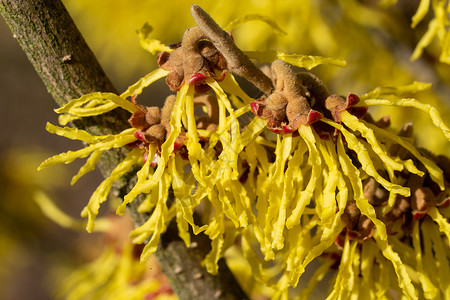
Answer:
xmin=38 ymin=5 xmax=450 ymax=299
xmin=385 ymin=123 xmax=449 ymax=226
xmin=338 ymin=201 xmax=375 ymax=246
xmin=127 ymin=95 xmax=180 ymax=164
xmin=250 ymin=59 xmax=364 ymax=135
xmin=157 ymin=26 xmax=227 ymax=93
xmin=128 ymin=91 xmax=221 ymax=164
xmin=337 ymin=121 xmax=450 ymax=247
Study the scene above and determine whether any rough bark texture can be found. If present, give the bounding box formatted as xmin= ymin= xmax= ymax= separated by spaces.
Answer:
xmin=0 ymin=1 xmax=248 ymax=299
xmin=159 ymin=220 xmax=249 ymax=300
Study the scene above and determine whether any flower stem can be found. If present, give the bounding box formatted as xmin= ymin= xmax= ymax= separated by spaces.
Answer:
xmin=191 ymin=4 xmax=274 ymax=95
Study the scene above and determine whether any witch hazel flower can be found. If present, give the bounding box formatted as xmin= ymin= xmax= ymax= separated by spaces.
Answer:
xmin=38 ymin=4 xmax=269 ymax=272
xmin=38 ymin=4 xmax=450 ymax=299
xmin=239 ymin=76 xmax=450 ymax=298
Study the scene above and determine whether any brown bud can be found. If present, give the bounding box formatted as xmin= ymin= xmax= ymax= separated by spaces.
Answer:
xmin=144 ymin=124 xmax=166 ymax=144
xmin=297 ymin=72 xmax=329 ymax=104
xmin=357 ymin=215 xmax=375 ymax=241
xmin=363 ymin=177 xmax=388 ymax=205
xmin=324 ymin=94 xmax=347 ymax=122
xmin=341 ymin=201 xmax=360 ymax=229
xmin=129 ymin=111 xmax=147 ymax=129
xmin=385 ymin=195 xmax=410 ymax=222
xmin=266 ymin=92 xmax=288 ymax=120
xmin=145 ymin=107 xmax=161 ymax=126
xmin=158 ymin=48 xmax=185 ymax=91
xmin=412 ymin=187 xmax=435 ymax=214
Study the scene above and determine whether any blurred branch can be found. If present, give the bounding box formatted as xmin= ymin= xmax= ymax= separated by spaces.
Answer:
xmin=0 ymin=1 xmax=247 ymax=299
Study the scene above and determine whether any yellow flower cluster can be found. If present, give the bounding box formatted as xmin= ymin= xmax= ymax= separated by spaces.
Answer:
xmin=59 ymin=244 xmax=177 ymax=300
xmin=39 ymin=6 xmax=450 ymax=299
xmin=407 ymin=0 xmax=450 ymax=64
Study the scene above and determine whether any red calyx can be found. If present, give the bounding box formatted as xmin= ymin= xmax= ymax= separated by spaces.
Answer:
xmin=130 ymin=94 xmax=138 ymax=105
xmin=306 ymin=110 xmax=323 ymax=125
xmin=173 ymin=140 xmax=185 ymax=152
xmin=134 ymin=130 xmax=146 ymax=141
xmin=270 ymin=127 xmax=283 ymax=134
xmin=346 ymin=93 xmax=360 ymax=109
xmin=412 ymin=211 xmax=427 ymax=220
xmin=215 ymin=71 xmax=226 ymax=82
xmin=282 ymin=125 xmax=295 ymax=134
xmin=188 ymin=72 xmax=207 ymax=85
xmin=250 ymin=101 xmax=260 ymax=115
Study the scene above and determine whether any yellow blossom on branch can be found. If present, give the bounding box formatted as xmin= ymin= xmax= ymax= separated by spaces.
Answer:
xmin=38 ymin=5 xmax=450 ymax=299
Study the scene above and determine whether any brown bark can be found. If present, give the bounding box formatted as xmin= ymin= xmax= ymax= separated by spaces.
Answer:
xmin=0 ymin=1 xmax=248 ymax=299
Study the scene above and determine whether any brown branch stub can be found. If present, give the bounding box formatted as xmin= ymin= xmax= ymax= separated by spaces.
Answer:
xmin=191 ymin=4 xmax=274 ymax=95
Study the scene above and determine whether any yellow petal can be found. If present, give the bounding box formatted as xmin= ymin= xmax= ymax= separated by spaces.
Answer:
xmin=412 ymin=220 xmax=439 ymax=299
xmin=374 ymin=232 xmax=417 ymax=300
xmin=71 ymin=150 xmax=103 ymax=185
xmin=286 ymin=125 xmax=321 ymax=228
xmin=360 ymin=240 xmax=379 ymax=300
xmin=316 ymin=138 xmax=340 ymax=225
xmin=123 ymin=84 xmax=189 ymax=202
xmin=340 ymin=111 xmax=404 ymax=172
xmin=67 ymin=101 xmax=119 ymax=117
xmin=132 ymin=172 xmax=172 ymax=262
xmin=364 ymin=120 xmax=445 ymax=190
xmin=268 ymin=135 xmax=292 ymax=250
xmin=244 ymin=50 xmax=346 ymax=69
xmin=38 ymin=129 xmax=136 ymax=170
xmin=224 ymin=14 xmax=286 ymax=35
xmin=323 ymin=118 xmax=410 ymax=197
xmin=137 ymin=23 xmax=173 ymax=54
xmin=56 ymin=92 xmax=137 ymax=115
xmin=427 ymin=206 xmax=450 ymax=243
xmin=218 ymin=73 xmax=256 ymax=105
xmin=327 ymin=237 xmax=358 ymax=300
xmin=359 ymin=82 xmax=432 ymax=100
xmin=45 ymin=122 xmax=99 ymax=143
xmin=361 ymin=97 xmax=450 ymax=140
xmin=411 ymin=18 xmax=440 ymax=60
xmin=336 ymin=135 xmax=388 ymax=240
xmin=116 ymin=145 xmax=155 ymax=216
xmin=81 ymin=148 xmax=142 ymax=232
xmin=421 ymin=218 xmax=450 ymax=298
xmin=411 ymin=0 xmax=431 ymax=28
xmin=34 ymin=191 xmax=87 ymax=231
xmin=120 ymin=68 xmax=170 ymax=99
xmin=184 ymin=83 xmax=206 ymax=183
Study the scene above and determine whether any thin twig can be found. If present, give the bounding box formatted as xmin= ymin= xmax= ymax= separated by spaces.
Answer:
xmin=191 ymin=4 xmax=274 ymax=95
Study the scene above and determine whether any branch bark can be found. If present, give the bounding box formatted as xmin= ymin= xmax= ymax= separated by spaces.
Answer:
xmin=0 ymin=1 xmax=247 ymax=299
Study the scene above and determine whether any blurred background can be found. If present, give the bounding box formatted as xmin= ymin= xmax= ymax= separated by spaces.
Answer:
xmin=1 ymin=0 xmax=449 ymax=299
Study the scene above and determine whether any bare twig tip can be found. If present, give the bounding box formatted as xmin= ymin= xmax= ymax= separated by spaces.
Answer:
xmin=190 ymin=4 xmax=203 ymax=18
